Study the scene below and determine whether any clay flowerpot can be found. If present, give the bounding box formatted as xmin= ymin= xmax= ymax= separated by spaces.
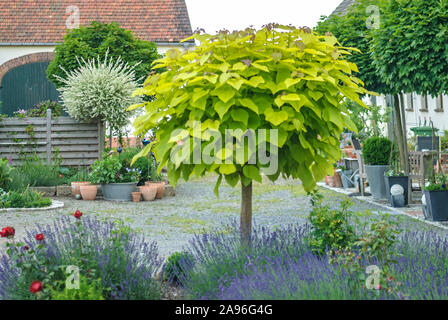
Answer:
xmin=80 ymin=185 xmax=98 ymax=201
xmin=145 ymin=181 xmax=166 ymax=199
xmin=132 ymin=192 xmax=142 ymax=202
xmin=139 ymin=185 xmax=157 ymax=201
xmin=71 ymin=182 xmax=91 ymax=197
xmin=333 ymin=171 xmax=343 ymax=188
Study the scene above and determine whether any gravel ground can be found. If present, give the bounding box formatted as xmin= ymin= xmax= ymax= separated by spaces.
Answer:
xmin=0 ymin=175 xmax=437 ymax=258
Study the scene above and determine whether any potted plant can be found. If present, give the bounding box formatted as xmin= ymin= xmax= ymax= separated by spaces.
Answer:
xmin=423 ymin=174 xmax=448 ymax=221
xmin=80 ymin=184 xmax=98 ymax=201
xmin=362 ymin=137 xmax=392 ymax=199
xmin=384 ymin=169 xmax=409 ymax=207
xmin=145 ymin=164 xmax=165 ymax=199
xmin=71 ymin=166 xmax=90 ymax=198
xmin=89 ymin=156 xmax=140 ymax=202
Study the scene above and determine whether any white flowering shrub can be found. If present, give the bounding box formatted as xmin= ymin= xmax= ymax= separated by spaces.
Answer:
xmin=56 ymin=54 xmax=141 ymax=132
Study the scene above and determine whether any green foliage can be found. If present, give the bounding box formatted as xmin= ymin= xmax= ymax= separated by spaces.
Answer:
xmin=49 ymin=276 xmax=105 ymax=300
xmin=56 ymin=54 xmax=141 ymax=132
xmin=47 ymin=21 xmax=160 ymax=88
xmin=164 ymin=251 xmax=195 ymax=283
xmin=308 ymin=192 xmax=356 ymax=254
xmin=362 ymin=137 xmax=392 ymax=165
xmin=315 ymin=0 xmax=389 ymax=93
xmin=343 ymin=99 xmax=391 ymax=141
xmin=89 ymin=156 xmax=140 ymax=184
xmin=7 ymin=157 xmax=64 ymax=191
xmin=118 ymin=147 xmax=155 ymax=183
xmin=131 ymin=25 xmax=368 ymax=193
xmin=13 ymin=100 xmax=64 ymax=118
xmin=372 ymin=0 xmax=448 ymax=96
xmin=441 ymin=131 xmax=448 ymax=152
xmin=0 ymin=188 xmax=51 ymax=209
xmin=423 ymin=174 xmax=448 ymax=191
xmin=0 ymin=159 xmax=12 ymax=190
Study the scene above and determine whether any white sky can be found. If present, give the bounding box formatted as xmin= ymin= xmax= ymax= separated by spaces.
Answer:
xmin=185 ymin=0 xmax=342 ymax=33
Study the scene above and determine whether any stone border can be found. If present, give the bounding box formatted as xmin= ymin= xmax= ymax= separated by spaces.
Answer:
xmin=0 ymin=200 xmax=64 ymax=213
xmin=317 ymin=182 xmax=448 ymax=231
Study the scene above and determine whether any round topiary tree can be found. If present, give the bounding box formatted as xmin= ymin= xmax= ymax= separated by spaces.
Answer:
xmin=130 ymin=25 xmax=368 ymax=242
xmin=56 ymin=54 xmax=140 ymax=135
xmin=47 ymin=21 xmax=161 ymax=88
xmin=362 ymin=137 xmax=392 ymax=166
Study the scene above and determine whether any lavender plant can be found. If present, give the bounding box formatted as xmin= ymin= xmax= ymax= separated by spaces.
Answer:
xmin=0 ymin=216 xmax=163 ymax=300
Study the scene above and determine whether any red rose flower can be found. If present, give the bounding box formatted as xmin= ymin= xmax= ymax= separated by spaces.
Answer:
xmin=35 ymin=234 xmax=44 ymax=241
xmin=376 ymin=284 xmax=382 ymax=290
xmin=73 ymin=210 xmax=82 ymax=219
xmin=59 ymin=174 xmax=63 ymax=179
xmin=29 ymin=281 xmax=43 ymax=294
xmin=0 ymin=226 xmax=15 ymax=238
xmin=24 ymin=245 xmax=30 ymax=251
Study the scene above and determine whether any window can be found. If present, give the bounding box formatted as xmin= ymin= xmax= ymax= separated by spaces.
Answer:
xmin=405 ymin=93 xmax=414 ymax=111
xmin=419 ymin=95 xmax=428 ymax=112
xmin=435 ymin=94 xmax=444 ymax=112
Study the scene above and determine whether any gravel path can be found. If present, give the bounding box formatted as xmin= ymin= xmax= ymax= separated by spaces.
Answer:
xmin=0 ymin=176 xmax=431 ymax=258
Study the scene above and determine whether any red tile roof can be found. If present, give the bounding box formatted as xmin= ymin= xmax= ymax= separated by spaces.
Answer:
xmin=0 ymin=0 xmax=193 ymax=44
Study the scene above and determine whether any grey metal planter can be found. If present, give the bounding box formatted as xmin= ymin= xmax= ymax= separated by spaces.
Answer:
xmin=384 ymin=176 xmax=409 ymax=207
xmin=423 ymin=190 xmax=448 ymax=222
xmin=364 ymin=165 xmax=388 ymax=200
xmin=101 ymin=183 xmax=137 ymax=202
xmin=340 ymin=170 xmax=354 ymax=189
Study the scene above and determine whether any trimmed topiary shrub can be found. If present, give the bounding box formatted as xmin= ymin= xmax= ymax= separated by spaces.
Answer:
xmin=362 ymin=137 xmax=392 ymax=165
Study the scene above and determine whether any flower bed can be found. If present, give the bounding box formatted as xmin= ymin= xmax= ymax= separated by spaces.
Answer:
xmin=0 ymin=212 xmax=162 ymax=300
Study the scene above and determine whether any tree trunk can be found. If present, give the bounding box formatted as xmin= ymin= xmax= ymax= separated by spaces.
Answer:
xmin=240 ymin=181 xmax=253 ymax=246
xmin=109 ymin=126 xmax=113 ymax=149
xmin=393 ymin=94 xmax=406 ymax=171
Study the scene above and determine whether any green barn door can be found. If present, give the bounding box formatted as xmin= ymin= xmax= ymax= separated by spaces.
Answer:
xmin=0 ymin=61 xmax=60 ymax=116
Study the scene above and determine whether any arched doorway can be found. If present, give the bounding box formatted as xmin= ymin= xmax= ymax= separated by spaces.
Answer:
xmin=0 ymin=52 xmax=59 ymax=116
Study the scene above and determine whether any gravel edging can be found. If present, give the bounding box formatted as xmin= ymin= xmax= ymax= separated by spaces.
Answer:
xmin=0 ymin=200 xmax=64 ymax=213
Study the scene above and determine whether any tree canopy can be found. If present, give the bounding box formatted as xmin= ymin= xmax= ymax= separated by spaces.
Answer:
xmin=371 ymin=0 xmax=448 ymax=96
xmin=47 ymin=21 xmax=161 ymax=88
xmin=315 ymin=0 xmax=389 ymax=93
xmin=130 ymin=25 xmax=368 ymax=240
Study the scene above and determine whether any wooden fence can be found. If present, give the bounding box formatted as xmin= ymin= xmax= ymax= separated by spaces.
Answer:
xmin=0 ymin=109 xmax=105 ymax=166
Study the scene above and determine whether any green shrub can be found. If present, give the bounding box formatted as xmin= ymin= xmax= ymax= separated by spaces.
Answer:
xmin=49 ymin=276 xmax=105 ymax=300
xmin=0 ymin=159 xmax=12 ymax=190
xmin=8 ymin=157 xmax=63 ymax=190
xmin=307 ymin=192 xmax=356 ymax=255
xmin=164 ymin=252 xmax=194 ymax=284
xmin=13 ymin=100 xmax=64 ymax=118
xmin=89 ymin=157 xmax=122 ymax=185
xmin=118 ymin=148 xmax=155 ymax=183
xmin=0 ymin=188 xmax=51 ymax=209
xmin=47 ymin=21 xmax=160 ymax=88
xmin=362 ymin=137 xmax=392 ymax=165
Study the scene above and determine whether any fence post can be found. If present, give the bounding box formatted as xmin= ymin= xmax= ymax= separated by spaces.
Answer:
xmin=46 ymin=108 xmax=52 ymax=164
xmin=98 ymin=121 xmax=105 ymax=160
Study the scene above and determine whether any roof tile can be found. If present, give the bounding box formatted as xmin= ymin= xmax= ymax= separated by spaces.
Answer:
xmin=0 ymin=0 xmax=193 ymax=44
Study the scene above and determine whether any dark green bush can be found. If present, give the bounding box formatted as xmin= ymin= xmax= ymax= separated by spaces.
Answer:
xmin=362 ymin=137 xmax=392 ymax=165
xmin=164 ymin=252 xmax=195 ymax=284
xmin=118 ymin=148 xmax=156 ymax=183
xmin=47 ymin=21 xmax=160 ymax=88
xmin=0 ymin=159 xmax=12 ymax=190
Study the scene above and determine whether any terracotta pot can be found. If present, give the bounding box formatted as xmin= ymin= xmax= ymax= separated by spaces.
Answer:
xmin=145 ymin=181 xmax=165 ymax=199
xmin=80 ymin=185 xmax=97 ymax=201
xmin=139 ymin=185 xmax=157 ymax=201
xmin=71 ymin=181 xmax=91 ymax=197
xmin=132 ymin=192 xmax=142 ymax=202
xmin=333 ymin=172 xmax=343 ymax=188
xmin=327 ymin=175 xmax=336 ymax=187
xmin=324 ymin=176 xmax=329 ymax=185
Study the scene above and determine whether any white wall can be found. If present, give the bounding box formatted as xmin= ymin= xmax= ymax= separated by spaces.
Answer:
xmin=0 ymin=46 xmax=55 ymax=65
xmin=375 ymin=93 xmax=448 ymax=134
xmin=0 ymin=44 xmax=188 ymax=66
